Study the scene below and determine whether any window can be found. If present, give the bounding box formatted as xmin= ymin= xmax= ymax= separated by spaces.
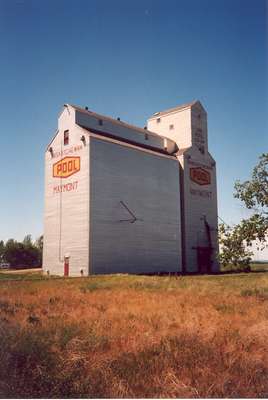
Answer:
xmin=98 ymin=119 xmax=103 ymax=126
xmin=64 ymin=130 xmax=69 ymax=146
xmin=157 ymin=118 xmax=161 ymax=123
xmin=169 ymin=124 xmax=174 ymax=130
xmin=145 ymin=132 xmax=149 ymax=140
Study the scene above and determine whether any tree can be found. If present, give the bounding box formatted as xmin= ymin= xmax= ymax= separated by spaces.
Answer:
xmin=219 ymin=153 xmax=268 ymax=269
xmin=23 ymin=235 xmax=33 ymax=247
xmin=3 ymin=235 xmax=43 ymax=268
xmin=0 ymin=240 xmax=5 ymax=263
xmin=234 ymin=153 xmax=268 ymax=214
xmin=219 ymin=223 xmax=253 ymax=270
xmin=35 ymin=235 xmax=43 ymax=252
xmin=35 ymin=235 xmax=43 ymax=265
xmin=4 ymin=239 xmax=20 ymax=267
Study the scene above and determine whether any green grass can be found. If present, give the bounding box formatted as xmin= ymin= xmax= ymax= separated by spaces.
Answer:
xmin=250 ymin=262 xmax=268 ymax=272
xmin=0 ymin=272 xmax=46 ymax=281
xmin=1 ymin=268 xmax=267 ymax=294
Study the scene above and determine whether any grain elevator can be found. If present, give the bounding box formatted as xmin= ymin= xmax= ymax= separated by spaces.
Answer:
xmin=43 ymin=101 xmax=219 ymax=276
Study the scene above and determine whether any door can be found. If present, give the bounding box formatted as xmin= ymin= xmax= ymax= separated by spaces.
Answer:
xmin=64 ymin=258 xmax=69 ymax=276
xmin=197 ymin=247 xmax=211 ymax=274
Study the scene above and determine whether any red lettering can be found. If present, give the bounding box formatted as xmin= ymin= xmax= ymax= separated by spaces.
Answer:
xmin=53 ymin=181 xmax=79 ymax=194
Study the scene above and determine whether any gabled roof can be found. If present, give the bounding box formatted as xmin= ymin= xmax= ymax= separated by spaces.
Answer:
xmin=70 ymin=104 xmax=161 ymax=138
xmin=148 ymin=100 xmax=206 ymax=119
xmin=67 ymin=104 xmax=178 ymax=155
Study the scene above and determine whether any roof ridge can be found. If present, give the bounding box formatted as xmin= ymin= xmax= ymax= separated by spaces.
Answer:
xmin=148 ymin=100 xmax=199 ymax=119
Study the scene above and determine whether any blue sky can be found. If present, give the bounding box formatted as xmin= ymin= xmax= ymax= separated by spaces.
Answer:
xmin=0 ymin=0 xmax=267 ymax=241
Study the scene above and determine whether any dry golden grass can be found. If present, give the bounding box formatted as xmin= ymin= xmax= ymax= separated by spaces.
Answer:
xmin=0 ymin=272 xmax=267 ymax=398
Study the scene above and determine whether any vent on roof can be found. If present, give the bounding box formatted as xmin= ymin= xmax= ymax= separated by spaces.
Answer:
xmin=117 ymin=117 xmax=121 ymax=121
xmin=85 ymin=106 xmax=88 ymax=110
xmin=153 ymin=112 xmax=160 ymax=116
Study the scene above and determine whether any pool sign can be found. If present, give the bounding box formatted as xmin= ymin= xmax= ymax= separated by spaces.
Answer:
xmin=53 ymin=156 xmax=80 ymax=178
xmin=190 ymin=167 xmax=211 ymax=186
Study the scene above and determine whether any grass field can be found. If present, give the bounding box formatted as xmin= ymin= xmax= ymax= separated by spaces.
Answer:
xmin=0 ymin=271 xmax=267 ymax=398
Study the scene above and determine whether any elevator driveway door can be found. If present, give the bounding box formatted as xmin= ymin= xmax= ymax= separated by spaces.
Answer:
xmin=197 ymin=247 xmax=211 ymax=274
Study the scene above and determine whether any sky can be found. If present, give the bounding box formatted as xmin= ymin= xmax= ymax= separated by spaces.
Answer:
xmin=0 ymin=0 xmax=267 ymax=243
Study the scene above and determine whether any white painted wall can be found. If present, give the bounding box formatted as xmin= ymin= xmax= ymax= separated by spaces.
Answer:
xmin=43 ymin=105 xmax=182 ymax=276
xmin=148 ymin=107 xmax=192 ymax=150
xmin=43 ymin=102 xmax=219 ymax=276
xmin=250 ymin=238 xmax=268 ymax=262
xmin=148 ymin=101 xmax=219 ymax=273
xmin=43 ymin=106 xmax=90 ymax=276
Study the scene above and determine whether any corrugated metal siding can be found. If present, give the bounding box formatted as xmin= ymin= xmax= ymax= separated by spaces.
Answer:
xmin=90 ymin=137 xmax=182 ymax=274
